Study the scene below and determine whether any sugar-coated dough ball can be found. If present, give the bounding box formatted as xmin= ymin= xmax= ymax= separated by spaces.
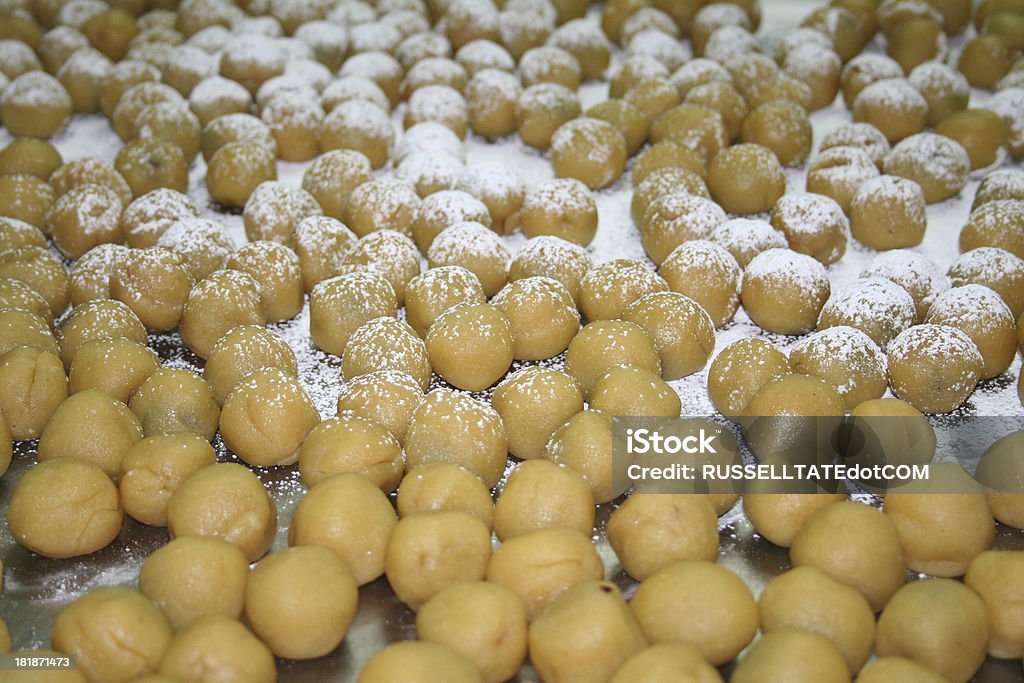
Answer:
xmin=411 ymin=190 xmax=492 ymax=254
xmin=935 ymin=109 xmax=1008 ymax=170
xmin=948 ymin=247 xmax=1024 ymax=319
xmin=225 ymin=240 xmax=304 ymax=322
xmin=0 ymin=347 xmax=67 ymax=440
xmin=857 ymin=657 xmax=948 ymax=683
xmin=298 ymin=414 xmax=403 ymax=492
xmin=789 ymin=327 xmax=887 ymax=410
xmin=385 ymin=510 xmax=492 ymax=611
xmin=158 ymin=614 xmax=276 ymax=683
xmin=492 ymin=366 xmax=583 ymax=460
xmin=345 ymin=178 xmax=421 ymax=240
xmin=741 ymin=248 xmax=830 ymax=335
xmin=584 ymin=99 xmax=648 ymax=156
xmin=609 ymin=642 xmax=723 ymax=683
xmin=819 ymin=275 xmax=918 ymax=351
xmin=590 ymin=363 xmax=680 ymax=417
xmin=706 ymin=338 xmax=790 ymax=419
xmin=179 ymin=269 xmax=266 ymax=360
xmin=544 ymin=409 xmax=622 ymax=504
xmin=343 ymin=230 xmax=421 ymax=304
xmin=358 ymin=641 xmax=483 ymax=683
xmin=509 ymin=235 xmax=593 ymax=304
xmin=138 ymin=535 xmax=248 ymax=630
xmin=494 ymin=459 xmax=594 ymax=540
xmin=806 ymin=145 xmax=880 ymax=214
xmin=0 ymin=71 xmax=72 ymax=138
xmin=397 ymin=463 xmax=495 ymax=529
xmin=965 ymin=550 xmax=1024 ymax=658
xmin=550 ymin=117 xmax=627 ymax=189
xmin=886 ymin=323 xmax=983 ymax=414
xmin=0 ymin=308 xmax=58 ymax=359
xmin=740 ymin=99 xmax=813 ymax=166
xmin=623 ymin=291 xmax=714 ymax=380
xmin=769 ymin=192 xmax=848 ymax=266
xmin=110 ymin=246 xmax=193 ymax=332
xmin=853 ymin=78 xmax=929 ymax=144
xmin=51 ymin=587 xmax=172 ymax=683
xmin=707 ymin=143 xmax=786 ymax=215
xmin=819 ymin=122 xmax=891 ymax=170
xmin=486 ymin=527 xmax=604 ymax=619
xmin=790 ymin=500 xmax=906 ymax=612
xmin=206 ymin=140 xmax=278 ymax=209
xmin=516 ymin=82 xmax=581 ymax=151
xmin=976 ymin=431 xmax=1024 ymax=529
xmin=417 ymin=581 xmax=528 ymax=683
xmin=884 ymin=132 xmax=971 ymax=204
xmin=337 ymin=370 xmax=423 ymax=444
xmin=639 ymin=192 xmax=725 ymax=267
xmin=309 ymin=271 xmax=397 ymax=355
xmin=427 ymin=221 xmax=511 ymax=297
xmin=860 ymin=249 xmax=951 ymax=323
xmin=289 ymin=472 xmax=398 ymax=585
xmin=0 ymin=246 xmax=67 ymax=320
xmin=959 ymin=198 xmax=1024 ymax=259
xmin=564 ymin=320 xmax=660 ymax=397
xmin=167 ymin=462 xmax=277 ymax=562
xmin=730 ymin=627 xmax=851 ymax=683
xmin=405 ymin=389 xmax=508 ymax=488
xmin=343 ymin=316 xmax=430 ymax=390
xmin=37 ymin=388 xmax=142 ymax=478
xmin=491 ymin=276 xmax=579 ymax=361
xmin=203 ymin=324 xmax=297 ymax=405
xmin=46 ymin=183 xmax=124 ymax=260
xmin=608 ymin=494 xmax=718 ymax=581
xmin=578 ymin=258 xmax=668 ymax=322
xmin=293 ymin=215 xmax=358 ymax=293
xmin=511 ymin=178 xmax=598 ymax=247
xmin=466 ymin=68 xmax=522 ymax=138
xmin=659 ymin=240 xmax=741 ymax=328
xmin=127 ymin=367 xmax=219 ymax=442
xmin=8 ymin=457 xmax=122 ymax=558
xmin=0 ymin=275 xmax=52 ymax=323
xmin=68 ymin=244 xmax=129 ymax=306
xmin=631 ymin=560 xmax=757 ymax=666
xmin=119 ymin=433 xmax=216 ymax=527
xmin=426 ymin=302 xmax=513 ymax=391
xmin=301 ymin=149 xmax=373 ymax=222
xmin=875 ymin=578 xmax=989 ymax=683
xmin=925 ymin=284 xmax=1018 ymax=379
xmin=56 ymin=298 xmax=146 ymax=369
xmin=404 ymin=266 xmax=486 ymax=337
xmin=850 ymin=174 xmax=928 ymax=250
xmin=529 ymin=581 xmax=647 ymax=683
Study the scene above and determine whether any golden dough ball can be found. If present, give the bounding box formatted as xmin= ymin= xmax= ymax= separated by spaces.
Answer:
xmin=206 ymin=140 xmax=277 ymax=209
xmin=426 ymin=302 xmax=513 ymax=391
xmin=499 ymin=5 xmax=554 ymax=60
xmin=578 ymin=258 xmax=668 ymax=322
xmin=659 ymin=240 xmax=741 ymax=328
xmin=683 ymin=80 xmax=748 ymax=142
xmin=887 ymin=17 xmax=946 ymax=73
xmin=358 ymin=641 xmax=483 ymax=683
xmin=608 ymin=494 xmax=718 ymax=581
xmin=403 ymin=84 xmax=468 ymax=139
xmin=260 ymin=95 xmax=324 ymax=163
xmin=320 ymin=99 xmax=394 ymax=169
xmin=37 ymin=387 xmax=142 ymax=478
xmin=245 ymin=545 xmax=358 ymax=660
xmin=564 ymin=319 xmax=661 ymax=397
xmin=769 ymin=192 xmax=848 ymax=266
xmin=491 ymin=366 xmax=583 ymax=460
xmin=623 ymin=291 xmax=714 ymax=380
xmin=632 ymin=140 xmax=707 ymax=187
xmin=925 ymin=284 xmax=1017 ymax=379
xmin=56 ymin=298 xmax=146 ymax=369
xmin=300 ymin=149 xmax=372 ymax=223
xmin=167 ymin=462 xmax=276 ymax=562
xmin=494 ymin=459 xmax=594 ymax=541
xmin=522 ymin=45 xmax=584 ymax=90
xmin=343 ymin=229 xmax=421 ymax=304
xmin=671 ymin=57 xmax=734 ymax=101
xmin=179 ymin=269 xmax=266 ymax=360
xmin=639 ymin=192 xmax=725 ymax=266
xmin=741 ymin=248 xmax=831 ymax=335
xmin=860 ymin=249 xmax=951 ymax=323
xmin=711 ymin=218 xmax=798 ymax=268
xmin=0 ymin=173 xmax=56 ymax=231
xmin=417 ymin=581 xmax=528 ymax=683
xmin=405 ymin=388 xmax=507 ymax=488
xmin=203 ymin=324 xmax=297 ymax=405
xmin=852 ymin=78 xmax=928 ymax=144
xmin=189 ymin=75 xmax=252 ymax=127
xmin=298 ymin=414 xmax=402 ymax=492
xmin=730 ymin=627 xmax=851 ymax=683
xmin=111 ymin=81 xmax=184 ymax=143
xmin=740 ymin=99 xmax=812 ymax=167
xmin=427 ymin=221 xmax=511 ymax=297
xmin=68 ymin=244 xmax=130 ymax=306
xmin=8 ymin=456 xmax=121 ymax=558
xmin=790 ymin=500 xmax=907 ymax=611
xmin=515 ymin=82 xmax=581 ymax=151
xmin=649 ymin=104 xmax=727 ymax=164
xmin=742 ymin=493 xmax=845 ymax=548
xmin=121 ymin=188 xmax=198 ymax=249
xmin=907 ymin=61 xmax=970 ymax=128
xmin=114 ymin=137 xmax=188 ymax=198
xmin=289 ymin=472 xmax=398 ymax=586
xmin=706 ymin=337 xmax=791 ymax=418
xmin=293 ymin=215 xmax=358 ymax=292
xmin=404 ymin=266 xmax=486 ymax=337
xmin=0 ymin=137 xmax=63 ymax=180
xmin=819 ymin=122 xmax=891 ymax=171
xmin=456 ymin=164 xmax=527 ymax=233
xmin=789 ymin=327 xmax=887 ymax=410
xmin=218 ymin=34 xmax=284 ymax=95
xmin=511 ymin=177 xmax=598 ymax=247
xmin=98 ymin=59 xmax=161 ymax=121
xmin=759 ymin=565 xmax=875 ymax=672
xmin=129 ymin=366 xmax=220 ymax=440
xmin=309 ymin=271 xmax=397 ymax=356
xmin=959 ymin=34 xmax=1018 ymax=89
xmin=976 ymin=430 xmax=1024 ymax=528
xmin=884 ymin=132 xmax=971 ymax=204
xmin=965 ymin=550 xmax=1024 ymax=658
xmin=485 ymin=527 xmax=604 ymax=619
xmin=241 ymin=180 xmax=322 ymax=249
xmin=158 ymin=614 xmax=275 ymax=683
xmin=630 ymin=560 xmax=756 ymax=667
xmin=856 ymin=657 xmax=949 ymax=683
xmin=118 ymin=432 xmax=215 ymax=527
xmin=806 ymin=145 xmax=880 ymax=214
xmin=0 ymin=71 xmax=72 ymax=139
xmin=51 ymin=587 xmax=171 ymax=683
xmin=707 ymin=143 xmax=786 ymax=215
xmin=544 ymin=409 xmax=623 ymax=504
xmin=46 ymin=183 xmax=124 ymax=260
xmin=465 ymin=68 xmax=522 ymax=138
xmin=817 ymin=276 xmax=916 ymax=350
xmin=384 ymin=509 xmax=492 ymax=611
xmin=336 ymin=51 xmax=404 ymax=109
xmin=624 ymin=76 xmax=682 ymax=124
xmin=840 ymin=53 xmax=904 ymax=110
xmin=875 ymin=578 xmax=989 ymax=683
xmin=782 ymin=43 xmax=841 ymax=111
xmin=83 ymin=7 xmax=139 ymax=60
xmin=455 ymin=39 xmax=515 ymax=77
xmin=397 ymin=462 xmax=495 ymax=529
xmin=690 ymin=4 xmax=751 ymax=56
xmin=491 ymin=276 xmax=580 ymax=361
xmin=590 ymin=364 xmax=680 ymax=417
xmin=843 ymin=398 xmax=937 ymax=490
xmin=849 ymin=174 xmax=927 ymax=250
xmin=959 ymin=198 xmax=1024 ymax=258
xmin=529 ymin=580 xmax=647 ymax=683
xmin=800 ymin=5 xmax=864 ymax=61
xmin=584 ymin=98 xmax=650 ymax=156
xmin=509 ymin=235 xmax=592 ymax=305
xmin=935 ymin=109 xmax=1009 ymax=171
xmin=0 ymin=346 xmax=67 ymax=440
xmin=49 ymin=156 xmax=132 ymax=206
xmin=0 ymin=307 xmax=57 ymax=358
xmin=550 ymin=117 xmax=627 ymax=190
xmin=887 ymin=323 xmax=983 ymax=413
xmin=0 ymin=217 xmax=46 ymax=252
xmin=547 ymin=17 xmax=610 ymax=78
xmin=343 ymin=316 xmax=430 ymax=390
xmin=411 ymin=190 xmax=492 ymax=254
xmin=0 ymin=276 xmax=52 ymax=324
xmin=138 ymin=534 xmax=248 ymax=630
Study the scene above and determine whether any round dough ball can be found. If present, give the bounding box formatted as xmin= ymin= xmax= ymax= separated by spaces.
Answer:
xmin=684 ymin=80 xmax=748 ymax=142
xmin=427 ymin=221 xmax=510 ymax=297
xmin=50 ymin=156 xmax=131 ymax=206
xmin=649 ymin=104 xmax=727 ymax=164
xmin=875 ymin=578 xmax=989 ymax=683
xmin=358 ymin=641 xmax=483 ymax=683
xmin=977 ymin=429 xmax=1024 ymax=528
xmin=511 ymin=177 xmax=598 ymax=247
xmin=730 ymin=627 xmax=851 ymax=683
xmin=853 ymin=78 xmax=928 ymax=144
xmin=790 ymin=327 xmax=887 ymax=410
xmin=959 ymin=34 xmax=1017 ymax=89
xmin=819 ymin=122 xmax=891 ymax=171
xmin=336 ymin=370 xmax=422 ymax=446
xmin=960 ymin=198 xmax=1024 ymax=259
xmin=403 ymin=85 xmax=468 ymax=139
xmin=466 ymin=69 xmax=522 ymax=138
xmin=343 ymin=316 xmax=430 ymax=390
xmin=343 ymin=230 xmax=421 ymax=304
xmin=38 ymin=387 xmax=142 ymax=478
xmin=68 ymin=244 xmax=130 ymax=306
xmin=589 ymin=363 xmax=680 ymax=417
xmin=509 ymin=234 xmax=592 ymax=305
xmin=861 ymin=249 xmax=951 ymax=322
xmin=925 ymin=284 xmax=1017 ymax=379
xmin=179 ymin=269 xmax=266 ymax=360
xmin=298 ymin=414 xmax=402 ymax=492
xmin=118 ymin=432 xmax=215 ymax=527
xmin=741 ymin=248 xmax=830 ymax=335
xmin=456 ymin=164 xmax=526 ymax=233
xmin=935 ymin=109 xmax=1007 ymax=170
xmin=515 ymin=82 xmax=581 ymax=151
xmin=550 ymin=117 xmax=627 ymax=190
xmin=129 ymin=366 xmax=219 ymax=440
xmin=606 ymin=497 xmax=720 ymax=581
xmin=0 ymin=137 xmax=63 ymax=180
xmin=887 ymin=323 xmax=983 ymax=413
xmin=397 ymin=462 xmax=495 ymax=529
xmin=301 ymin=149 xmax=373 ymax=222
xmin=707 ymin=143 xmax=786 ymax=215
xmin=973 ymin=168 xmax=1024 ymax=210
xmin=965 ymin=550 xmax=1024 ymax=659
xmin=0 ymin=276 xmax=52 ymax=323
xmin=742 ymin=493 xmax=845 ymax=549
xmin=790 ymin=500 xmax=907 ymax=611
xmin=410 ymin=190 xmax=492 ymax=254
xmin=584 ymin=98 xmax=648 ymax=156
xmin=114 ymin=137 xmax=188 ymax=198
xmin=241 ymin=180 xmax=322 ymax=249
xmin=0 ymin=307 xmax=57 ymax=359
xmin=578 ymin=258 xmax=669 ymax=322
xmin=623 ymin=291 xmax=714 ymax=380
xmin=491 ymin=276 xmax=580 ymax=361
xmin=0 ymin=346 xmax=67 ymax=440
xmin=564 ymin=320 xmax=660 ymax=396
xmin=293 ymin=215 xmax=358 ymax=292
xmin=494 ymin=459 xmax=593 ymax=540
xmin=640 ymin=192 xmax=725 ymax=266
xmin=138 ymin=534 xmax=248 ymax=629
xmin=544 ymin=409 xmax=623 ymax=504
xmin=404 ymin=266 xmax=486 ymax=337
xmin=0 ymin=173 xmax=56 ymax=232
xmin=110 ymin=246 xmax=193 ymax=331
xmin=0 ymin=218 xmax=46 ymax=251
xmin=740 ymin=99 xmax=812 ymax=167
xmin=948 ymin=246 xmax=1024 ymax=319
xmin=769 ymin=192 xmax=848 ymax=265
xmin=659 ymin=240 xmax=741 ymax=328
xmin=850 ymin=174 xmax=928 ymax=250
xmin=884 ymin=132 xmax=971 ymax=204
xmin=51 ymin=587 xmax=171 ymax=683
xmin=711 ymin=218 xmax=788 ymax=269
xmin=309 ymin=271 xmax=397 ymax=356
xmin=631 ymin=140 xmax=706 ymax=187
xmin=887 ymin=17 xmax=946 ymax=74
xmin=345 ymin=178 xmax=421 ymax=240
xmin=817 ymin=276 xmax=917 ymax=350
xmin=206 ymin=140 xmax=277 ymax=209
xmin=805 ymin=145 xmax=880 ymax=214
xmin=202 ymin=324 xmax=297 ymax=405
xmin=491 ymin=366 xmax=583 ymax=461
xmin=8 ymin=457 xmax=122 ymax=558
xmin=0 ymin=71 xmax=72 ymax=138
xmin=426 ymin=302 xmax=513 ymax=391
xmin=46 ymin=183 xmax=124 ymax=260
xmin=630 ymin=560 xmax=757 ymax=666
xmin=167 ymin=462 xmax=276 ymax=562
xmin=158 ymin=614 xmax=275 ymax=683
xmin=56 ymin=298 xmax=146 ymax=369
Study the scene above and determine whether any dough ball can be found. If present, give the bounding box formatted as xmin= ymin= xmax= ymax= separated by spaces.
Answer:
xmin=289 ymin=472 xmax=398 ymax=585
xmin=631 ymin=140 xmax=706 ymax=187
xmin=113 ymin=137 xmax=188 ymax=198
xmin=309 ymin=271 xmax=397 ymax=356
xmin=948 ymin=246 xmax=1024 ymax=318
xmin=241 ymin=180 xmax=321 ymax=249
xmin=883 ymin=132 xmax=971 ymax=204
xmin=509 ymin=235 xmax=592 ymax=305
xmin=138 ymin=534 xmax=248 ymax=629
xmin=491 ymin=366 xmax=583 ymax=461
xmin=860 ymin=249 xmax=951 ymax=322
xmin=485 ymin=527 xmax=604 ymax=619
xmin=649 ymin=104 xmax=727 ymax=163
xmin=707 ymin=143 xmax=786 ymax=215
xmin=630 ymin=560 xmax=757 ymax=666
xmin=343 ymin=230 xmax=421 ymax=305
xmin=158 ymin=614 xmax=275 ymax=683
xmin=110 ymin=246 xmax=193 ymax=331
xmin=740 ymin=99 xmax=812 ymax=167
xmin=426 ymin=302 xmax=513 ymax=391
xmin=511 ymin=178 xmax=598 ymax=247
xmin=973 ymin=168 xmax=1024 ymax=210
xmin=817 ymin=276 xmax=916 ymax=350
xmin=887 ymin=16 xmax=946 ymax=73
xmin=119 ymin=432 xmax=216 ymax=527
xmin=959 ymin=34 xmax=1017 ymax=89
xmin=515 ymin=82 xmax=581 ymax=151
xmin=202 ymin=324 xmax=297 ymax=405
xmin=925 ymin=284 xmax=1017 ymax=379
xmin=960 ymin=198 xmax=1024 ymax=259
xmin=45 ymin=183 xmax=123 ymax=262
xmin=405 ymin=388 xmax=507 ymax=488
xmin=358 ymin=641 xmax=482 ymax=683
xmin=300 ymin=149 xmax=373 ymax=222
xmin=608 ymin=494 xmax=718 ymax=580
xmin=782 ymin=43 xmax=841 ymax=111
xmin=818 ymin=122 xmax=891 ymax=170
xmin=850 ymin=174 xmax=928 ymax=250
xmin=293 ymin=215 xmax=358 ymax=294
xmin=706 ymin=337 xmax=791 ymax=418
xmin=0 ymin=137 xmax=63 ymax=180
xmin=742 ymin=493 xmax=845 ymax=549
xmin=875 ymin=578 xmax=989 ymax=683
xmin=0 ymin=307 xmax=58 ymax=359
xmin=494 ymin=459 xmax=594 ymax=541
xmin=456 ymin=164 xmax=526 ymax=233
xmin=167 ymin=462 xmax=277 ymax=562
xmin=0 ymin=346 xmax=67 ymax=440
xmin=0 ymin=173 xmax=57 ymax=232
xmin=769 ymin=192 xmax=848 ymax=266
xmin=886 ymin=323 xmax=983 ymax=413
xmin=805 ymin=145 xmax=880 ymax=214
xmin=466 ymin=68 xmax=522 ymax=138
xmin=50 ymin=156 xmax=131 ymax=206
xmin=976 ymin=430 xmax=1024 ymax=529
xmin=790 ymin=500 xmax=906 ymax=611
xmin=578 ymin=258 xmax=668 ymax=322
xmin=298 ymin=414 xmax=402 ymax=492
xmin=38 ymin=387 xmax=143 ymax=478
xmin=544 ymin=409 xmax=624 ymax=504
xmin=550 ymin=117 xmax=627 ymax=190
xmin=741 ymin=248 xmax=830 ymax=335
xmin=0 ymin=71 xmax=72 ymax=138
xmin=155 ymin=219 xmax=235 ymax=283
xmin=206 ymin=140 xmax=277 ymax=209
xmin=548 ymin=17 xmax=610 ymax=78
xmin=935 ymin=109 xmax=1008 ymax=170
xmin=0 ymin=276 xmax=51 ymax=327
xmin=710 ymin=218 xmax=788 ymax=269
xmin=427 ymin=221 xmax=510 ymax=297
xmin=51 ymin=587 xmax=171 ymax=683
xmin=790 ymin=327 xmax=887 ymax=410
xmin=639 ymin=192 xmax=725 ymax=266
xmin=417 ymin=581 xmax=528 ymax=683
xmin=584 ymin=98 xmax=649 ymax=156
xmin=623 ymin=291 xmax=714 ymax=380
xmin=410 ymin=190 xmax=492 ymax=254
xmin=590 ymin=364 xmax=680 ymax=417
xmin=189 ymin=76 xmax=252 ymax=127
xmin=659 ymin=240 xmax=741 ymax=328
xmin=965 ymin=550 xmax=1024 ymax=658
xmin=684 ymin=80 xmax=748 ymax=142
xmin=343 ymin=316 xmax=430 ymax=390
xmin=7 ymin=457 xmax=122 ymax=558
xmin=345 ymin=178 xmax=421 ymax=240
xmin=68 ymin=244 xmax=130 ymax=305
xmin=564 ymin=320 xmax=660 ymax=397
xmin=179 ymin=269 xmax=266 ymax=360
xmin=56 ymin=298 xmax=146 ymax=369
xmin=404 ymin=266 xmax=486 ymax=338
xmin=853 ymin=77 xmax=928 ymax=144
xmin=491 ymin=276 xmax=580 ymax=361
xmin=129 ymin=367 xmax=220 ymax=440
xmin=397 ymin=463 xmax=495 ymax=529
xmin=856 ymin=657 xmax=949 ymax=683
xmin=730 ymin=627 xmax=851 ymax=683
